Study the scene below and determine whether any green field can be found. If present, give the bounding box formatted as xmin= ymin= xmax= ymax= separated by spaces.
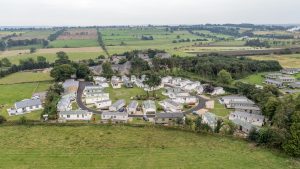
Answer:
xmin=209 ymin=98 xmax=231 ymax=117
xmin=0 ymin=72 xmax=53 ymax=84
xmin=235 ymin=72 xmax=266 ymax=85
xmin=0 ymin=82 xmax=52 ymax=121
xmin=49 ymin=39 xmax=99 ymax=48
xmin=0 ymin=125 xmax=298 ymax=169
xmin=104 ymin=86 xmax=167 ymax=105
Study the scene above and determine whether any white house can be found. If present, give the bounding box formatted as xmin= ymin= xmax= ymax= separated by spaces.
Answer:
xmin=281 ymin=68 xmax=300 ymax=75
xmin=128 ymin=101 xmax=138 ymax=114
xmin=161 ymin=76 xmax=172 ymax=84
xmin=265 ymin=79 xmax=284 ymax=88
xmin=154 ymin=112 xmax=184 ymax=124
xmin=234 ymin=105 xmax=261 ymax=115
xmin=85 ymin=93 xmax=110 ymax=104
xmin=62 ymin=79 xmax=79 ymax=95
xmin=83 ymin=86 xmax=103 ymax=96
xmin=135 ymin=79 xmax=145 ymax=88
xmin=173 ymin=95 xmax=198 ymax=105
xmin=7 ymin=98 xmax=43 ymax=116
xmin=159 ymin=99 xmax=183 ymax=112
xmin=121 ymin=75 xmax=130 ymax=82
xmin=171 ymin=77 xmax=182 ymax=86
xmin=57 ymin=94 xmax=75 ymax=112
xmin=220 ymin=95 xmax=250 ymax=105
xmin=231 ymin=118 xmax=256 ymax=135
xmin=94 ymin=76 xmax=107 ymax=83
xmin=109 ymin=99 xmax=126 ymax=111
xmin=59 ymin=110 xmax=93 ymax=121
xmin=183 ymin=81 xmax=201 ymax=92
xmin=111 ymin=79 xmax=122 ymax=89
xmin=202 ymin=112 xmax=218 ymax=130
xmin=95 ymin=100 xmax=112 ymax=109
xmin=277 ymin=76 xmax=296 ymax=83
xmin=195 ymin=85 xmax=204 ymax=94
xmin=131 ymin=75 xmax=137 ymax=83
xmin=101 ymin=111 xmax=128 ymax=122
xmin=179 ymin=79 xmax=192 ymax=88
xmin=143 ymin=100 xmax=156 ymax=115
xmin=211 ymin=87 xmax=225 ymax=95
xmin=229 ymin=111 xmax=265 ymax=127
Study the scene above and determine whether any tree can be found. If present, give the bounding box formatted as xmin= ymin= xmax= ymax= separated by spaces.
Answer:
xmin=101 ymin=62 xmax=114 ymax=78
xmin=75 ymin=63 xmax=91 ymax=79
xmin=0 ymin=115 xmax=6 ymax=124
xmin=55 ymin=51 xmax=70 ymax=65
xmin=194 ymin=116 xmax=202 ymax=132
xmin=144 ymin=73 xmax=162 ymax=97
xmin=30 ymin=47 xmax=36 ymax=53
xmin=214 ymin=119 xmax=224 ymax=133
xmin=283 ymin=111 xmax=300 ymax=157
xmin=50 ymin=64 xmax=76 ymax=82
xmin=262 ymin=97 xmax=280 ymax=120
xmin=37 ymin=56 xmax=47 ymax=63
xmin=217 ymin=69 xmax=232 ymax=84
xmin=1 ymin=58 xmax=11 ymax=67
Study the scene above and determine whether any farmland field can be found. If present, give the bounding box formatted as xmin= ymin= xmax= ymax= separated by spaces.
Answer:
xmin=0 ymin=125 xmax=298 ymax=169
xmin=0 ymin=71 xmax=53 ymax=84
xmin=249 ymin=54 xmax=300 ymax=68
xmin=235 ymin=72 xmax=267 ymax=85
xmin=49 ymin=39 xmax=99 ymax=48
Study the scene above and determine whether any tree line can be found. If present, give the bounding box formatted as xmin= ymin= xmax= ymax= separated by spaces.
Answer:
xmin=48 ymin=29 xmax=65 ymax=41
xmin=97 ymin=28 xmax=109 ymax=57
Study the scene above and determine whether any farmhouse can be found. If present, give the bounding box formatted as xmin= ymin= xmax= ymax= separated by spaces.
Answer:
xmin=231 ymin=118 xmax=256 ymax=135
xmin=59 ymin=110 xmax=92 ymax=121
xmin=265 ymin=73 xmax=282 ymax=79
xmin=155 ymin=53 xmax=171 ymax=59
xmin=57 ymin=94 xmax=75 ymax=112
xmin=128 ymin=101 xmax=138 ymax=114
xmin=265 ymin=79 xmax=284 ymax=88
xmin=234 ymin=105 xmax=261 ymax=115
xmin=83 ymin=86 xmax=103 ymax=96
xmin=101 ymin=111 xmax=128 ymax=123
xmin=202 ymin=112 xmax=218 ymax=130
xmin=159 ymin=99 xmax=183 ymax=112
xmin=211 ymin=87 xmax=225 ymax=95
xmin=154 ymin=112 xmax=184 ymax=124
xmin=7 ymin=98 xmax=43 ymax=116
xmin=62 ymin=79 xmax=79 ymax=95
xmin=109 ymin=99 xmax=126 ymax=111
xmin=95 ymin=100 xmax=112 ymax=109
xmin=277 ymin=76 xmax=296 ymax=83
xmin=143 ymin=100 xmax=156 ymax=115
xmin=111 ymin=79 xmax=122 ymax=89
xmin=281 ymin=68 xmax=300 ymax=75
xmin=229 ymin=111 xmax=265 ymax=127
xmin=131 ymin=75 xmax=137 ymax=83
xmin=161 ymin=76 xmax=172 ymax=84
xmin=85 ymin=93 xmax=110 ymax=104
xmin=289 ymin=82 xmax=300 ymax=89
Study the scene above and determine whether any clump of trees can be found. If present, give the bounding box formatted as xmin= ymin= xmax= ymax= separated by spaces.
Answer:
xmin=50 ymin=51 xmax=91 ymax=81
xmin=42 ymin=83 xmax=64 ymax=119
xmin=217 ymin=69 xmax=233 ymax=84
xmin=141 ymin=35 xmax=154 ymax=40
xmin=101 ymin=62 xmax=114 ymax=78
xmin=236 ymin=82 xmax=300 ymax=157
xmin=245 ymin=39 xmax=270 ymax=48
xmin=48 ymin=29 xmax=65 ymax=41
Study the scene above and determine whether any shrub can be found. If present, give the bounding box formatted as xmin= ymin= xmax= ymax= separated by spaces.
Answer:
xmin=0 ymin=115 xmax=7 ymax=124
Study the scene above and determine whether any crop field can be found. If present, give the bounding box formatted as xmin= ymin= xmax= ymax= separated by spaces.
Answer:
xmin=0 ymin=125 xmax=298 ymax=169
xmin=0 ymin=71 xmax=53 ymax=84
xmin=0 ymin=47 xmax=104 ymax=64
xmin=249 ymin=54 xmax=300 ymax=68
xmin=57 ymin=28 xmax=97 ymax=40
xmin=49 ymin=39 xmax=99 ymax=48
xmin=11 ymin=29 xmax=54 ymax=40
xmin=0 ymin=82 xmax=52 ymax=120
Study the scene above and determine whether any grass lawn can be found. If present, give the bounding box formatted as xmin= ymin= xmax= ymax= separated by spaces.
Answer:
xmin=235 ymin=72 xmax=266 ymax=85
xmin=0 ymin=72 xmax=53 ymax=84
xmin=209 ymin=98 xmax=231 ymax=117
xmin=0 ymin=82 xmax=52 ymax=121
xmin=104 ymin=86 xmax=167 ymax=105
xmin=49 ymin=39 xmax=99 ymax=48
xmin=0 ymin=125 xmax=298 ymax=169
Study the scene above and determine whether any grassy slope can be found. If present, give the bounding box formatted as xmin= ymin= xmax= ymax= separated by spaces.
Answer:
xmin=49 ymin=39 xmax=99 ymax=48
xmin=0 ymin=72 xmax=53 ymax=84
xmin=0 ymin=125 xmax=298 ymax=169
xmin=0 ymin=82 xmax=52 ymax=121
xmin=235 ymin=72 xmax=266 ymax=85
xmin=209 ymin=98 xmax=231 ymax=117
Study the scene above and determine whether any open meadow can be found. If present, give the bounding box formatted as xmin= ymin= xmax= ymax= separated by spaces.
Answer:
xmin=0 ymin=71 xmax=53 ymax=84
xmin=249 ymin=54 xmax=300 ymax=68
xmin=0 ymin=125 xmax=298 ymax=169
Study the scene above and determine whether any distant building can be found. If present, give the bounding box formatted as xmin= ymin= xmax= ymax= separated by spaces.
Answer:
xmin=202 ymin=112 xmax=218 ymax=130
xmin=95 ymin=100 xmax=112 ymax=109
xmin=281 ymin=68 xmax=300 ymax=75
xmin=85 ymin=93 xmax=110 ymax=104
xmin=109 ymin=99 xmax=126 ymax=111
xmin=155 ymin=53 xmax=171 ymax=59
xmin=83 ymin=86 xmax=103 ymax=96
xmin=234 ymin=105 xmax=261 ymax=115
xmin=154 ymin=112 xmax=184 ymax=124
xmin=277 ymin=76 xmax=296 ymax=83
xmin=211 ymin=87 xmax=225 ymax=96
xmin=231 ymin=118 xmax=256 ymax=135
xmin=143 ymin=100 xmax=156 ymax=115
xmin=159 ymin=99 xmax=183 ymax=112
xmin=59 ymin=110 xmax=92 ymax=121
xmin=265 ymin=79 xmax=283 ymax=88
xmin=62 ymin=79 xmax=79 ymax=95
xmin=229 ymin=111 xmax=265 ymax=127
xmin=7 ymin=98 xmax=43 ymax=116
xmin=220 ymin=95 xmax=255 ymax=109
xmin=289 ymin=82 xmax=300 ymax=89
xmin=101 ymin=111 xmax=128 ymax=123
xmin=265 ymin=73 xmax=282 ymax=79
xmin=128 ymin=101 xmax=138 ymax=114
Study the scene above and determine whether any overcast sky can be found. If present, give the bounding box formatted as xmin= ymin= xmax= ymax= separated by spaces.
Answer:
xmin=1 ymin=0 xmax=300 ymax=26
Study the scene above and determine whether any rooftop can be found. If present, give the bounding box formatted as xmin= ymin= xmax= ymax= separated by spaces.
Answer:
xmin=156 ymin=112 xmax=184 ymax=118
xmin=15 ymin=98 xmax=42 ymax=109
xmin=59 ymin=110 xmax=90 ymax=115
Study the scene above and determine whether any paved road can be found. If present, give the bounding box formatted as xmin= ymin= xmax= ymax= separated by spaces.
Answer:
xmin=183 ymin=95 xmax=208 ymax=114
xmin=77 ymin=81 xmax=102 ymax=114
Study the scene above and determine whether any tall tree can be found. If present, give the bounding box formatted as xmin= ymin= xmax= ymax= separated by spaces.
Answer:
xmin=144 ymin=73 xmax=162 ymax=97
xmin=55 ymin=51 xmax=70 ymax=65
xmin=101 ymin=62 xmax=114 ymax=78
xmin=217 ymin=69 xmax=233 ymax=84
xmin=50 ymin=64 xmax=76 ymax=82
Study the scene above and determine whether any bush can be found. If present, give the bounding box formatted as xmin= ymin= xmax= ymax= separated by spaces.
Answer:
xmin=19 ymin=116 xmax=27 ymax=124
xmin=0 ymin=115 xmax=7 ymax=124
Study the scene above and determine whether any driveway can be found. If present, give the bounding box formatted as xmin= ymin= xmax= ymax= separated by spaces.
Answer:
xmin=77 ymin=81 xmax=102 ymax=114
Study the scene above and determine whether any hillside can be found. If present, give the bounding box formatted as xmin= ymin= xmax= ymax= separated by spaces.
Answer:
xmin=0 ymin=125 xmax=298 ymax=169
